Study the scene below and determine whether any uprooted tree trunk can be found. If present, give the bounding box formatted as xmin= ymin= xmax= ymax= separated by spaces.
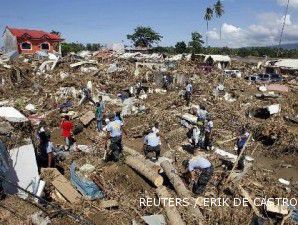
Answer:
xmin=161 ymin=160 xmax=205 ymax=224
xmin=156 ymin=186 xmax=186 ymax=225
xmin=124 ymin=146 xmax=163 ymax=173
xmin=125 ymin=156 xmax=163 ymax=187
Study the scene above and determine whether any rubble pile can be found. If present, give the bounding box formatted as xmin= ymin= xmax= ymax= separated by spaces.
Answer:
xmin=0 ymin=50 xmax=297 ymax=225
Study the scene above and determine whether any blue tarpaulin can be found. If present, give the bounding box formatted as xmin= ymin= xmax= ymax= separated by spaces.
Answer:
xmin=70 ymin=162 xmax=104 ymax=200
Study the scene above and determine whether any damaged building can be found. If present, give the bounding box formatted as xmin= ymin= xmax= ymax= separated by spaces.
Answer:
xmin=2 ymin=27 xmax=63 ymax=55
xmin=264 ymin=58 xmax=298 ymax=76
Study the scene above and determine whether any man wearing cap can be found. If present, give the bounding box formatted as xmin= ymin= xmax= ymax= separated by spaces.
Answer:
xmin=183 ymin=156 xmax=213 ymax=194
xmin=105 ymin=113 xmax=126 ymax=161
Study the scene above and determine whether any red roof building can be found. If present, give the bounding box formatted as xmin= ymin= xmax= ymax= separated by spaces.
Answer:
xmin=2 ymin=26 xmax=63 ymax=54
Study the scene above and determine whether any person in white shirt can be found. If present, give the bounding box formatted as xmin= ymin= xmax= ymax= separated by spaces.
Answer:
xmin=183 ymin=156 xmax=213 ymax=194
xmin=191 ymin=125 xmax=204 ymax=149
xmin=144 ymin=130 xmax=161 ymax=162
xmin=184 ymin=81 xmax=193 ymax=106
xmin=105 ymin=113 xmax=127 ymax=162
xmin=197 ymin=105 xmax=208 ymax=122
xmin=204 ymin=115 xmax=214 ymax=150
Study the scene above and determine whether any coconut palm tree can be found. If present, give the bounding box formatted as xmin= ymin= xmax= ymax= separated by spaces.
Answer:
xmin=214 ymin=0 xmax=224 ymax=40
xmin=214 ymin=0 xmax=224 ymax=18
xmin=204 ymin=7 xmax=213 ymax=47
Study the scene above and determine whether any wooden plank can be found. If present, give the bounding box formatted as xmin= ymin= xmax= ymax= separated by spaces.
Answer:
xmin=238 ymin=185 xmax=261 ymax=217
xmin=99 ymin=200 xmax=119 ymax=209
xmin=52 ymin=173 xmax=81 ymax=204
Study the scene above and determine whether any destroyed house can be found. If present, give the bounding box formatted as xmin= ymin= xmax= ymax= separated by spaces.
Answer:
xmin=203 ymin=54 xmax=231 ymax=70
xmin=2 ymin=27 xmax=63 ymax=54
xmin=264 ymin=59 xmax=298 ymax=75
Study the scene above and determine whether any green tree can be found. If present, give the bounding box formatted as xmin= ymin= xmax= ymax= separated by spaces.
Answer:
xmin=214 ymin=0 xmax=224 ymax=17
xmin=175 ymin=41 xmax=187 ymax=54
xmin=61 ymin=42 xmax=85 ymax=56
xmin=127 ymin=26 xmax=163 ymax=47
xmin=204 ymin=7 xmax=213 ymax=47
xmin=214 ymin=0 xmax=224 ymax=40
xmin=188 ymin=32 xmax=204 ymax=53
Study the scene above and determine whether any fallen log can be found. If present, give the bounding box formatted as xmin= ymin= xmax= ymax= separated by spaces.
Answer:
xmin=160 ymin=160 xmax=204 ymax=224
xmin=124 ymin=146 xmax=163 ymax=173
xmin=125 ymin=156 xmax=163 ymax=187
xmin=160 ymin=160 xmax=190 ymax=198
xmin=156 ymin=186 xmax=186 ymax=225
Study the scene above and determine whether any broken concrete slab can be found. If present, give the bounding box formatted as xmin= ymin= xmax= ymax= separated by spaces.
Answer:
xmin=142 ymin=214 xmax=166 ymax=225
xmin=0 ymin=106 xmax=28 ymax=122
xmin=266 ymin=104 xmax=281 ymax=115
xmin=266 ymin=201 xmax=288 ymax=215
xmin=80 ymin=111 xmax=95 ymax=126
xmin=4 ymin=144 xmax=39 ymax=197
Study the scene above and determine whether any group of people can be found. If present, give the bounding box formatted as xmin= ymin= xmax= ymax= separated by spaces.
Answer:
xmin=34 ymin=81 xmax=251 ymax=198
xmin=187 ymin=105 xmax=213 ymax=151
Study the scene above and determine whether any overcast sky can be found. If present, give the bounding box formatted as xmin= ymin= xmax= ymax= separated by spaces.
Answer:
xmin=1 ymin=0 xmax=298 ymax=48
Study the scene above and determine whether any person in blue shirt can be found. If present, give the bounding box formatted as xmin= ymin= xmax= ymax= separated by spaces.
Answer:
xmin=105 ymin=113 xmax=126 ymax=162
xmin=143 ymin=130 xmax=161 ymax=162
xmin=95 ymin=97 xmax=105 ymax=132
xmin=183 ymin=156 xmax=213 ymax=194
xmin=184 ymin=81 xmax=193 ymax=106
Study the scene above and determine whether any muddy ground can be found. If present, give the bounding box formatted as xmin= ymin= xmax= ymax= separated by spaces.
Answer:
xmin=0 ymin=54 xmax=297 ymax=225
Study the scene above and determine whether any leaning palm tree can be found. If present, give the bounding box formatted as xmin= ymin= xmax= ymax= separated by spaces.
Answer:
xmin=278 ymin=0 xmax=290 ymax=56
xmin=204 ymin=7 xmax=213 ymax=47
xmin=214 ymin=0 xmax=224 ymax=40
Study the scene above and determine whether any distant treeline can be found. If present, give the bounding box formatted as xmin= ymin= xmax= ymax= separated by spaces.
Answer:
xmin=152 ymin=46 xmax=298 ymax=58
xmin=61 ymin=42 xmax=298 ymax=58
xmin=61 ymin=42 xmax=102 ymax=56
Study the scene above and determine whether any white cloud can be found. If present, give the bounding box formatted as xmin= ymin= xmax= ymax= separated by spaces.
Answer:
xmin=277 ymin=0 xmax=298 ymax=9
xmin=207 ymin=29 xmax=220 ymax=40
xmin=208 ymin=13 xmax=298 ymax=47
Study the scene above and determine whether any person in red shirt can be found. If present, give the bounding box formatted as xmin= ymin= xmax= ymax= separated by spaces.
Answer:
xmin=60 ymin=115 xmax=73 ymax=150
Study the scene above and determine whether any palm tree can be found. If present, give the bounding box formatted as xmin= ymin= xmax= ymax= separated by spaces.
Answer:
xmin=214 ymin=0 xmax=224 ymax=18
xmin=204 ymin=7 xmax=213 ymax=47
xmin=214 ymin=0 xmax=224 ymax=40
